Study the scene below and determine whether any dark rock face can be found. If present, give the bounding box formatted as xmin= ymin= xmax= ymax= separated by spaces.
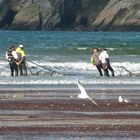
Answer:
xmin=0 ymin=0 xmax=140 ymax=31
xmin=0 ymin=0 xmax=17 ymax=28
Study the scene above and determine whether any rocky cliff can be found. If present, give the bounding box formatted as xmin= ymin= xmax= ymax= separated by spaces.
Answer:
xmin=0 ymin=0 xmax=140 ymax=31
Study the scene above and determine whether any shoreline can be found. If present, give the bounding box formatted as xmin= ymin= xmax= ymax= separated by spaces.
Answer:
xmin=0 ymin=83 xmax=140 ymax=90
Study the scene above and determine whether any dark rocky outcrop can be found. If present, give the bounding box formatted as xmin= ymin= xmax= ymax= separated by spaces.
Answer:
xmin=0 ymin=0 xmax=140 ymax=31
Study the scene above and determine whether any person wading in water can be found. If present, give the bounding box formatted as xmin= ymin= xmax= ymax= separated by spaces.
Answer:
xmin=6 ymin=46 xmax=18 ymax=76
xmin=16 ymin=44 xmax=27 ymax=76
xmin=91 ymin=48 xmax=103 ymax=76
xmin=99 ymin=49 xmax=115 ymax=77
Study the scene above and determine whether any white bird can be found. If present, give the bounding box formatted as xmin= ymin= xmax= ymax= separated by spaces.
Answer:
xmin=119 ymin=96 xmax=123 ymax=102
xmin=124 ymin=99 xmax=129 ymax=103
xmin=76 ymin=79 xmax=98 ymax=106
xmin=119 ymin=96 xmax=129 ymax=103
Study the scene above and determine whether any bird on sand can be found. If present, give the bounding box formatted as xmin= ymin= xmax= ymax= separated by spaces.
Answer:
xmin=76 ymin=79 xmax=98 ymax=106
xmin=119 ymin=96 xmax=123 ymax=102
xmin=119 ymin=96 xmax=129 ymax=103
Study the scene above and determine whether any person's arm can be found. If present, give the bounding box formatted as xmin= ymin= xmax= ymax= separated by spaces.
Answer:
xmin=12 ymin=51 xmax=18 ymax=60
xmin=106 ymin=58 xmax=110 ymax=64
xmin=22 ymin=56 xmax=26 ymax=61
xmin=105 ymin=52 xmax=109 ymax=64
xmin=5 ymin=52 xmax=8 ymax=60
xmin=90 ymin=56 xmax=94 ymax=65
xmin=99 ymin=53 xmax=103 ymax=62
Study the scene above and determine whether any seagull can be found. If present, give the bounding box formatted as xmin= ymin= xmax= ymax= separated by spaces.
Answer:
xmin=124 ymin=99 xmax=129 ymax=103
xmin=76 ymin=79 xmax=98 ymax=106
xmin=119 ymin=96 xmax=129 ymax=103
xmin=119 ymin=96 xmax=123 ymax=102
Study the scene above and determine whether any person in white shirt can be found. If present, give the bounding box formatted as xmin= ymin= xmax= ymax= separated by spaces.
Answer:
xmin=6 ymin=46 xmax=18 ymax=76
xmin=99 ymin=49 xmax=115 ymax=77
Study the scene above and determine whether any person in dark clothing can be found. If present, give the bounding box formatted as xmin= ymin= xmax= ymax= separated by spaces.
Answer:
xmin=6 ymin=46 xmax=18 ymax=76
xmin=106 ymin=58 xmax=115 ymax=77
xmin=91 ymin=48 xmax=103 ymax=76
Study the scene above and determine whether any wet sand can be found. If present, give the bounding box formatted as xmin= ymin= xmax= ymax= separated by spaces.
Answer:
xmin=0 ymin=86 xmax=140 ymax=137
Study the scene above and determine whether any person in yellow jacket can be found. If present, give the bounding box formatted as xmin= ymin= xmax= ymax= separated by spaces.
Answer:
xmin=16 ymin=44 xmax=27 ymax=76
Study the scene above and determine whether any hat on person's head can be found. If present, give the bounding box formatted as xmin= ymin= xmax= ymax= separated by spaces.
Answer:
xmin=19 ymin=44 xmax=23 ymax=48
xmin=94 ymin=48 xmax=99 ymax=52
xmin=103 ymin=48 xmax=108 ymax=51
xmin=10 ymin=46 xmax=15 ymax=49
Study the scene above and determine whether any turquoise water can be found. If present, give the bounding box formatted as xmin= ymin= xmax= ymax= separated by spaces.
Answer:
xmin=0 ymin=31 xmax=140 ymax=87
xmin=0 ymin=31 xmax=140 ymax=56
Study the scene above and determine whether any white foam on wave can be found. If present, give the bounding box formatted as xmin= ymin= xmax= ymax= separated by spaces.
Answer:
xmin=27 ymin=61 xmax=96 ymax=73
xmin=0 ymin=77 xmax=140 ymax=86
xmin=77 ymin=47 xmax=87 ymax=50
xmin=112 ymin=62 xmax=140 ymax=76
xmin=1 ymin=60 xmax=140 ymax=85
xmin=27 ymin=61 xmax=140 ymax=76
xmin=106 ymin=48 xmax=115 ymax=51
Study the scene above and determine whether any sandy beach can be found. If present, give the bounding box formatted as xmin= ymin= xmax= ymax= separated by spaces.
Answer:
xmin=0 ymin=85 xmax=139 ymax=139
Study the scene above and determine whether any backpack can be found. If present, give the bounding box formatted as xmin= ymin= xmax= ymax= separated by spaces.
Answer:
xmin=7 ymin=50 xmax=14 ymax=62
xmin=90 ymin=56 xmax=94 ymax=65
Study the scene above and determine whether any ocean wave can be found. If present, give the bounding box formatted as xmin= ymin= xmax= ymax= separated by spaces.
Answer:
xmin=77 ymin=47 xmax=88 ymax=50
xmin=0 ymin=31 xmax=140 ymax=86
xmin=1 ymin=59 xmax=140 ymax=85
xmin=0 ymin=77 xmax=140 ymax=87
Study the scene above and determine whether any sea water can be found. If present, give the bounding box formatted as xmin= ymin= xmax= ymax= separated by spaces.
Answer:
xmin=0 ymin=31 xmax=140 ymax=89
xmin=0 ymin=134 xmax=139 ymax=140
xmin=0 ymin=31 xmax=140 ymax=139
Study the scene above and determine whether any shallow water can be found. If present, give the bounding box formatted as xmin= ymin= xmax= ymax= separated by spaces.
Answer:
xmin=0 ymin=31 xmax=140 ymax=88
xmin=0 ymin=134 xmax=140 ymax=140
